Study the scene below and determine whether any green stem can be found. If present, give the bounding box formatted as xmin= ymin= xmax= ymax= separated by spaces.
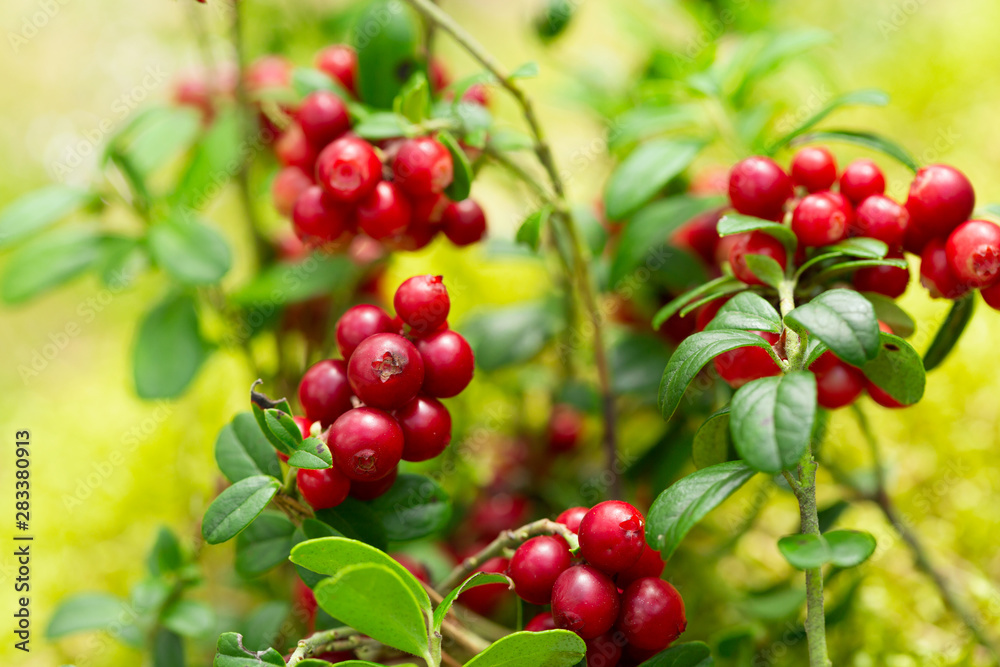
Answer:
xmin=795 ymin=454 xmax=831 ymax=667
xmin=778 ymin=279 xmax=804 ymax=370
xmin=286 ymin=627 xmax=364 ymax=665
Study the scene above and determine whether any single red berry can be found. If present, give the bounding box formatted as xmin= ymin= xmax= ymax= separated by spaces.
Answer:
xmin=442 ymin=199 xmax=487 ymax=246
xmin=275 ymin=124 xmax=318 ymax=171
xmin=356 ymin=181 xmax=412 ymax=240
xmin=670 ymin=208 xmax=723 ymax=265
xmin=392 ymin=137 xmax=454 ymax=196
xmin=904 ymin=164 xmax=976 ymax=253
xmin=507 ymin=535 xmax=573 ymax=605
xmin=457 ymin=557 xmax=509 ymax=616
xmin=315 ymin=45 xmax=358 ymax=95
xmin=525 ymin=613 xmax=557 ymax=632
xmin=617 ymin=578 xmax=687 ymax=652
xmin=245 ymin=55 xmax=291 ymax=92
xmin=615 ymin=543 xmax=665 ymax=591
xmin=298 ymin=359 xmax=354 ymax=427
xmin=866 ymin=380 xmax=904 ymax=409
xmin=852 ymin=195 xmax=909 ymax=248
xmin=298 ymin=91 xmax=351 ymax=148
xmin=292 ymin=416 xmax=312 ymax=439
xmin=791 ymin=191 xmax=852 ymax=247
xmin=297 ymin=465 xmax=351 ymax=510
xmin=728 ymin=156 xmax=793 ymax=221
xmin=551 ymin=564 xmax=621 ymax=640
xmin=469 ymin=494 xmax=532 ymax=541
xmin=556 ymin=507 xmax=589 ymax=534
xmin=852 ymin=249 xmax=909 ymax=299
xmin=946 ymin=219 xmax=1000 ymax=288
xmin=394 ymin=395 xmax=451 ymax=462
xmin=791 ymin=146 xmax=837 ymax=193
xmin=349 ymin=465 xmax=398 ymax=500
xmin=272 ymin=166 xmax=313 ymax=218
xmin=394 ymin=275 xmax=450 ymax=335
xmin=578 ymin=501 xmax=646 ymax=574
xmin=292 ymin=185 xmax=352 ymax=242
xmin=728 ymin=231 xmax=788 ymax=286
xmin=920 ymin=238 xmax=971 ymax=300
xmin=810 ymin=351 xmax=865 ymax=410
xmin=316 ymin=136 xmax=382 ymax=203
xmin=347 ymin=333 xmax=425 ymax=409
xmin=295 ymin=579 xmax=317 ymax=630
xmin=586 ymin=631 xmax=625 ymax=667
xmin=981 ymin=282 xmax=1000 ymax=311
xmin=336 ymin=304 xmax=395 ymax=360
xmin=327 ymin=407 xmax=404 ymax=481
xmin=429 ymin=58 xmax=451 ymax=92
xmin=392 ymin=553 xmax=431 ymax=584
xmin=414 ymin=330 xmax=475 ymax=398
xmin=839 ymin=159 xmax=885 ymax=205
xmin=713 ymin=330 xmax=781 ymax=389
xmin=548 ymin=404 xmax=584 ymax=453
xmin=695 ymin=296 xmax=731 ymax=332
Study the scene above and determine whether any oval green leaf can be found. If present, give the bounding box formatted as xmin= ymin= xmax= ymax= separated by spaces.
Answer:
xmin=861 ymin=332 xmax=925 ymax=405
xmin=438 ymin=130 xmax=473 ymax=202
xmin=46 ymin=593 xmax=127 ymax=639
xmin=433 ymin=572 xmax=512 ymax=630
xmin=923 ymin=293 xmax=975 ymax=372
xmin=464 ymin=630 xmax=586 ymax=667
xmin=784 ymin=289 xmax=880 ymax=367
xmin=692 ymin=407 xmax=731 ymax=470
xmin=704 ymin=292 xmax=782 ymax=333
xmin=717 ymin=214 xmax=797 ymax=251
xmin=215 ymin=412 xmax=282 ymax=483
xmin=133 ymin=292 xmax=208 ymax=399
xmin=777 ymin=533 xmax=830 ymax=570
xmin=0 ymin=185 xmax=96 ymax=248
xmin=201 ymin=475 xmax=280 ymax=545
xmin=1 ymin=228 xmax=106 ymax=304
xmin=604 ymin=139 xmax=705 ymax=220
xmin=149 ymin=213 xmax=231 ymax=285
xmin=730 ymin=371 xmax=816 ymax=473
xmin=353 ymin=0 xmax=419 ymax=109
xmin=235 ymin=512 xmax=295 ymax=577
xmin=825 ymin=529 xmax=877 ymax=568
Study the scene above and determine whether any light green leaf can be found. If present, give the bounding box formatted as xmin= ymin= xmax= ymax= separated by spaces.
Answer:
xmin=0 ymin=185 xmax=96 ymax=248
xmin=433 ymin=572 xmax=511 ymax=630
xmin=825 ymin=529 xmax=877 ymax=567
xmin=777 ymin=534 xmax=830 ymax=570
xmin=510 ymin=62 xmax=540 ymax=79
xmin=516 ymin=207 xmax=551 ymax=251
xmin=604 ymin=139 xmax=705 ymax=220
xmin=173 ymin=109 xmax=244 ymax=208
xmin=862 ymin=332 xmax=925 ymax=405
xmin=717 ymin=214 xmax=797 ymax=251
xmin=162 ymin=599 xmax=215 ymax=639
xmin=213 ymin=632 xmax=285 ymax=667
xmin=46 ymin=594 xmax=127 ymax=639
xmin=463 ymin=630 xmax=586 ymax=667
xmin=201 ymin=476 xmax=280 ymax=545
xmin=1 ymin=228 xmax=106 ymax=304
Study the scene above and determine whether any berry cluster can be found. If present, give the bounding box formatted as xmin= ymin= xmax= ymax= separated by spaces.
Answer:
xmin=508 ymin=502 xmax=686 ymax=667
xmin=292 ymin=275 xmax=474 ymax=508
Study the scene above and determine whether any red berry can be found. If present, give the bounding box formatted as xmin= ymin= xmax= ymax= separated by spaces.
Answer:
xmin=292 ymin=416 xmax=312 ymax=439
xmin=728 ymin=156 xmax=793 ymax=221
xmin=469 ymin=494 xmax=532 ymax=541
xmin=548 ymin=404 xmax=584 ymax=453
xmin=457 ymin=557 xmax=509 ymax=615
xmin=791 ymin=146 xmax=837 ymax=193
xmin=728 ymin=231 xmax=788 ymax=285
xmin=295 ymin=578 xmax=317 ymax=627
xmin=578 ymin=501 xmax=646 ymax=574
xmin=556 ymin=507 xmax=589 ymax=534
xmin=670 ymin=208 xmax=723 ymax=265
xmin=442 ymin=199 xmax=487 ymax=246
xmin=392 ymin=553 xmax=431 ymax=583
xmin=920 ymin=238 xmax=971 ymax=300
xmin=982 ymin=282 xmax=1000 ymax=311
xmin=356 ymin=181 xmax=412 ymax=240
xmin=349 ymin=465 xmax=398 ymax=500
xmin=551 ymin=564 xmax=621 ymax=640
xmin=272 ymin=166 xmax=313 ymax=218
xmin=525 ymin=613 xmax=557 ymax=632
xmin=839 ymin=159 xmax=885 ymax=205
xmin=791 ymin=191 xmax=852 ymax=247
xmin=615 ymin=543 xmax=665 ymax=591
xmin=507 ymin=535 xmax=573 ymax=605
xmin=946 ymin=219 xmax=1000 ymax=288
xmin=429 ymin=58 xmax=451 ymax=92
xmin=298 ymin=359 xmax=354 ymax=427
xmin=298 ymin=91 xmax=351 ymax=148
xmin=713 ymin=330 xmax=781 ymax=389
xmin=866 ymin=380 xmax=904 ymax=409
xmin=392 ymin=137 xmax=453 ymax=196
xmin=316 ymin=136 xmax=382 ymax=203
xmin=315 ymin=45 xmax=358 ymax=95
xmin=292 ymin=185 xmax=352 ymax=242
xmin=336 ymin=304 xmax=395 ymax=359
xmin=904 ymin=164 xmax=976 ymax=253
xmin=328 ymin=407 xmax=404 ymax=481
xmin=461 ymin=83 xmax=490 ymax=106
xmin=617 ymin=578 xmax=687 ymax=652
xmin=852 ymin=195 xmax=909 ymax=248
xmin=275 ymin=124 xmax=318 ymax=171
xmin=394 ymin=395 xmax=452 ymax=462
xmin=394 ymin=275 xmax=450 ymax=335
xmin=245 ymin=55 xmax=291 ymax=92
xmin=297 ymin=466 xmax=351 ymax=510
xmin=414 ymin=330 xmax=475 ymax=398
xmin=585 ymin=631 xmax=625 ymax=667
xmin=809 ymin=351 xmax=865 ymax=410
xmin=853 ymin=250 xmax=909 ymax=299
xmin=347 ymin=333 xmax=425 ymax=409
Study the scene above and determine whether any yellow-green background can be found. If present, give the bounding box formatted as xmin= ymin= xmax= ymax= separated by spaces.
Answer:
xmin=2 ymin=0 xmax=1000 ymax=665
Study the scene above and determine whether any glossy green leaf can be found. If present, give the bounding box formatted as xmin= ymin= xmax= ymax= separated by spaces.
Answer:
xmin=769 ymin=89 xmax=889 ymax=151
xmin=0 ymin=185 xmax=96 ymax=248
xmin=315 ymin=500 xmax=388 ymax=551
xmin=1 ymin=228 xmax=106 ymax=304
xmin=784 ymin=289 xmax=880 ymax=367
xmin=825 ymin=530 xmax=877 ymax=567
xmin=861 ymin=333 xmax=925 ymax=405
xmin=777 ymin=533 xmax=830 ymax=570
xmin=862 ymin=293 xmax=915 ymax=338
xmin=604 ymin=139 xmax=705 ymax=220
xmin=251 ymin=404 xmax=301 ymax=456
xmin=923 ymin=293 xmax=975 ymax=371
xmin=463 ymin=301 xmax=562 ymax=371
xmin=809 ymin=257 xmax=908 ymax=284
xmin=215 ymin=413 xmax=282 ymax=483
xmin=201 ymin=475 xmax=280 ymax=545
xmin=214 ymin=632 xmax=285 ymax=667
xmin=438 ymin=130 xmax=473 ymax=202
xmin=235 ymin=512 xmax=295 ymax=577
xmin=516 ymin=207 xmax=551 ymax=251
xmin=703 ymin=292 xmax=781 ymax=333
xmin=717 ymin=214 xmax=797 ymax=251
xmin=636 ymin=641 xmax=714 ymax=666
xmin=46 ymin=593 xmax=127 ymax=638
xmin=287 ymin=436 xmax=333 ymax=470
xmin=133 ymin=292 xmax=208 ymax=399
xmin=692 ymin=407 xmax=731 ymax=470
xmin=353 ymin=0 xmax=419 ymax=109
xmin=149 ymin=213 xmax=231 ymax=285
xmin=791 ymin=129 xmax=919 ymax=172
xmin=173 ymin=109 xmax=244 ymax=208
xmin=464 ymin=630 xmax=586 ymax=667
xmin=368 ymin=474 xmax=452 ymax=542
xmin=652 ymin=277 xmax=744 ymax=330
xmin=162 ymin=599 xmax=215 ymax=639
xmin=730 ymin=371 xmax=816 ymax=473
xmin=291 ymin=519 xmax=346 ymax=587
xmin=433 ymin=572 xmax=511 ymax=630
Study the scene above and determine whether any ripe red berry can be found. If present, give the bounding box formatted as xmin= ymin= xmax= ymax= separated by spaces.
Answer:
xmin=904 ymin=164 xmax=976 ymax=253
xmin=525 ymin=613 xmax=557 ymax=632
xmin=551 ymin=564 xmax=621 ymax=640
xmin=392 ymin=137 xmax=454 ymax=196
xmin=920 ymin=238 xmax=971 ymax=300
xmin=394 ymin=275 xmax=450 ymax=335
xmin=839 ymin=159 xmax=885 ymax=205
xmin=336 ymin=304 xmax=395 ymax=359
xmin=394 ymin=395 xmax=451 ymax=462
xmin=617 ymin=578 xmax=687 ymax=652
xmin=981 ymin=282 xmax=1000 ymax=311
xmin=457 ymin=557 xmax=510 ymax=616
xmin=298 ymin=91 xmax=351 ymax=148
xmin=548 ymin=404 xmax=584 ymax=453
xmin=429 ymin=58 xmax=451 ymax=92
xmin=791 ymin=146 xmax=837 ymax=193
xmin=356 ymin=181 xmax=412 ymax=240
xmin=866 ymin=381 xmax=904 ymax=409
xmin=507 ymin=535 xmax=573 ymax=605
xmin=315 ymin=45 xmax=358 ymax=96
xmin=713 ymin=330 xmax=781 ymax=389
xmin=349 ymin=465 xmax=398 ymax=500
xmin=728 ymin=156 xmax=793 ymax=221
xmin=275 ymin=124 xmax=318 ymax=171
xmin=328 ymin=407 xmax=404 ymax=481
xmin=293 ymin=416 xmax=312 ymax=439
xmin=728 ymin=231 xmax=788 ymax=286
xmin=245 ymin=55 xmax=291 ymax=92
xmin=615 ymin=543 xmax=665 ymax=591
xmin=292 ymin=185 xmax=352 ymax=242
xmin=809 ymin=351 xmax=865 ymax=410
xmin=272 ymin=166 xmax=313 ymax=218
xmin=852 ymin=195 xmax=909 ymax=248
xmin=945 ymin=219 xmax=1000 ymax=288
xmin=414 ymin=330 xmax=475 ymax=398
xmin=469 ymin=494 xmax=532 ymax=541
xmin=316 ymin=136 xmax=382 ymax=203
xmin=791 ymin=191 xmax=852 ymax=247
xmin=670 ymin=208 xmax=723 ymax=265
xmin=556 ymin=507 xmax=589 ymax=534
xmin=586 ymin=631 xmax=625 ymax=667
xmin=852 ymin=262 xmax=909 ymax=299
xmin=298 ymin=359 xmax=354 ymax=427
xmin=297 ymin=465 xmax=351 ymax=510
xmin=347 ymin=333 xmax=425 ymax=409
xmin=442 ymin=199 xmax=487 ymax=246
xmin=578 ymin=501 xmax=646 ymax=574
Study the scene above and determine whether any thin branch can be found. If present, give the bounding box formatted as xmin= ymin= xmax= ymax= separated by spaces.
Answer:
xmin=286 ymin=627 xmax=363 ymax=665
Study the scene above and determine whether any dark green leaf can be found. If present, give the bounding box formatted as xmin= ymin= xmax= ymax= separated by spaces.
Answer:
xmin=433 ymin=572 xmax=512 ymax=630
xmin=153 ymin=628 xmax=185 ymax=667
xmin=162 ymin=600 xmax=215 ymax=639
xmin=862 ymin=333 xmax=925 ymax=405
xmin=173 ymin=109 xmax=245 ymax=208
xmin=464 ymin=630 xmax=586 ymax=667
xmin=215 ymin=413 xmax=282 ymax=483
xmin=744 ymin=254 xmax=785 ymax=289
xmin=251 ymin=405 xmax=302 ymax=456
xmin=148 ymin=525 xmax=184 ymax=576
xmin=438 ymin=131 xmax=473 ymax=202
xmin=201 ymin=475 xmax=280 ymax=545
xmin=717 ymin=214 xmax=797 ymax=251
xmin=784 ymin=289 xmax=880 ymax=367
xmin=214 ymin=632 xmax=285 ymax=667
xmin=730 ymin=371 xmax=816 ymax=473
xmin=368 ymin=474 xmax=452 ymax=542
xmin=463 ymin=301 xmax=562 ymax=371
xmin=604 ymin=139 xmax=705 ymax=220
xmin=1 ymin=228 xmax=106 ymax=304
xmin=923 ymin=293 xmax=975 ymax=371
xmin=46 ymin=594 xmax=127 ymax=638
xmin=791 ymin=129 xmax=919 ymax=172
xmin=692 ymin=407 xmax=731 ymax=470
xmin=0 ymin=185 xmax=96 ymax=248
xmin=703 ymin=292 xmax=781 ymax=333
xmin=652 ymin=277 xmax=744 ymax=330
xmin=516 ymin=207 xmax=551 ymax=251
xmin=862 ymin=293 xmax=915 ymax=338
xmin=817 ymin=500 xmax=851 ymax=533
xmin=133 ymin=293 xmax=208 ymax=399
xmin=637 ymin=641 xmax=714 ymax=666
xmin=769 ymin=89 xmax=889 ymax=151
xmin=353 ymin=0 xmax=419 ymax=109
xmin=777 ymin=534 xmax=830 ymax=570
xmin=149 ymin=213 xmax=231 ymax=285
xmin=235 ymin=512 xmax=295 ymax=577
xmin=316 ymin=499 xmax=388 ymax=551
xmin=825 ymin=530 xmax=876 ymax=567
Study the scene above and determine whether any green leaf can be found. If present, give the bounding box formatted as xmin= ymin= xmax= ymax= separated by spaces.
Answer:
xmin=368 ymin=474 xmax=452 ymax=542
xmin=215 ymin=413 xmax=282 ymax=483
xmin=232 ymin=254 xmax=358 ymax=306
xmin=730 ymin=371 xmax=816 ymax=473
xmin=744 ymin=255 xmax=786 ymax=289
xmin=861 ymin=333 xmax=925 ymax=405
xmin=133 ymin=293 xmax=208 ymax=399
xmin=353 ymin=0 xmax=419 ymax=109
xmin=241 ymin=601 xmax=291 ymax=652
xmin=235 ymin=512 xmax=295 ymax=577
xmin=433 ymin=572 xmax=512 ymax=630
xmin=769 ymin=89 xmax=890 ymax=151
xmin=692 ymin=407 xmax=731 ymax=470
xmin=464 ymin=630 xmax=586 ymax=667
xmin=214 ymin=632 xmax=285 ymax=667
xmin=438 ymin=130 xmax=473 ymax=202
xmin=148 ymin=526 xmax=183 ymax=576
xmin=353 ymin=111 xmax=408 ymax=140
xmin=652 ymin=277 xmax=744 ymax=330
xmin=717 ymin=214 xmax=797 ymax=251
xmin=637 ymin=641 xmax=714 ymax=666
xmin=149 ymin=213 xmax=231 ymax=285
xmin=784 ymin=289 xmax=880 ymax=367
xmin=825 ymin=529 xmax=877 ymax=567
xmin=510 ymin=61 xmax=541 ymax=79
xmin=0 ymin=185 xmax=96 ymax=248
xmin=647 ymin=461 xmax=757 ymax=558
xmin=173 ymin=109 xmax=245 ymax=208
xmin=1 ymin=228 xmax=106 ymax=304
xmin=121 ymin=107 xmax=202 ymax=175
xmin=736 ymin=29 xmax=832 ymax=100
xmin=791 ymin=129 xmax=919 ymax=173
xmin=291 ymin=519 xmax=346 ymax=587
xmin=610 ymin=333 xmax=673 ymax=400
xmin=46 ymin=593 xmax=127 ymax=638
xmin=292 ymin=67 xmax=346 ymax=98
xmin=314 ymin=563 xmax=431 ymax=660
xmin=604 ymin=139 xmax=705 ymax=220
xmin=162 ymin=599 xmax=215 ymax=639
xmin=777 ymin=534 xmax=830 ymax=570
xmin=809 ymin=258 xmax=908 ymax=284
xmin=923 ymin=293 xmax=975 ymax=372
xmin=153 ymin=628 xmax=185 ymax=667
xmin=659 ymin=330 xmax=782 ymax=421
xmin=251 ymin=404 xmax=302 ymax=456
xmin=315 ymin=500 xmax=389 ymax=551
xmin=862 ymin=293 xmax=915 ymax=338
xmin=395 ymin=71 xmax=430 ymax=124
xmin=287 ymin=436 xmax=333 ymax=470
xmin=463 ymin=301 xmax=562 ymax=371
xmin=703 ymin=292 xmax=781 ymax=333
xmin=201 ymin=475 xmax=280 ymax=545
xmin=516 ymin=207 xmax=551 ymax=251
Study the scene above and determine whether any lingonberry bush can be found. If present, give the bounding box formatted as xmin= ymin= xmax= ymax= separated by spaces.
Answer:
xmin=15 ymin=1 xmax=1000 ymax=667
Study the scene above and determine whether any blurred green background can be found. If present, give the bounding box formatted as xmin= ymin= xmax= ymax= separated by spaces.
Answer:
xmin=2 ymin=0 xmax=1000 ymax=665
